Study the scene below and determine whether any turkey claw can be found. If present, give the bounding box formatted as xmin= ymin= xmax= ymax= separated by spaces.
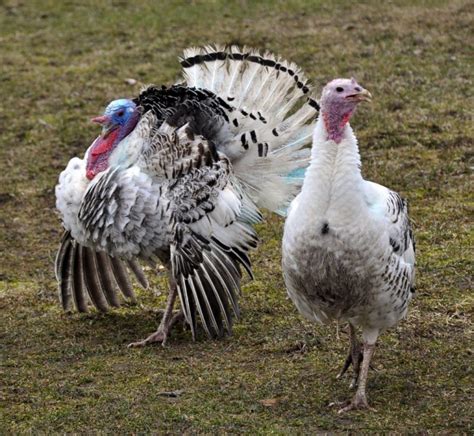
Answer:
xmin=127 ymin=330 xmax=168 ymax=348
xmin=337 ymin=395 xmax=376 ymax=414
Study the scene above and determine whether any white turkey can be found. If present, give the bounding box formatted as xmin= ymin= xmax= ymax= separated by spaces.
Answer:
xmin=55 ymin=45 xmax=320 ymax=346
xmin=282 ymin=78 xmax=415 ymax=412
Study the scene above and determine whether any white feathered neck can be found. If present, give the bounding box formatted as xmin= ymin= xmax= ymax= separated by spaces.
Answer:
xmin=297 ymin=115 xmax=366 ymax=222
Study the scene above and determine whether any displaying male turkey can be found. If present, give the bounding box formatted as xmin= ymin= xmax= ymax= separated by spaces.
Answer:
xmin=282 ymin=78 xmax=415 ymax=412
xmin=55 ymin=45 xmax=319 ymax=346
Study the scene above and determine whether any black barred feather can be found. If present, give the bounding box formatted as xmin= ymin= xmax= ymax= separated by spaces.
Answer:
xmin=71 ymin=244 xmax=89 ymax=313
xmin=55 ymin=231 xmax=72 ymax=282
xmin=171 ymin=226 xmax=242 ymax=339
xmin=180 ymin=47 xmax=318 ymax=105
xmin=56 ymin=231 xmax=73 ymax=310
xmin=178 ymin=275 xmax=198 ymax=339
xmin=211 ymin=237 xmax=253 ymax=280
xmin=96 ymin=251 xmax=121 ymax=308
xmin=199 ymin=262 xmax=232 ymax=333
xmin=82 ymin=246 xmax=109 ymax=312
xmin=110 ymin=258 xmax=137 ymax=303
xmin=127 ymin=259 xmax=149 ymax=289
xmin=205 ymin=249 xmax=241 ymax=314
xmin=55 ymin=232 xmax=140 ymax=312
xmin=386 ymin=191 xmax=415 ymax=256
xmin=135 ymin=85 xmax=231 ymax=144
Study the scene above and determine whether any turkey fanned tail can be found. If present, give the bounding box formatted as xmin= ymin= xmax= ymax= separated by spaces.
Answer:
xmin=179 ymin=45 xmax=320 ymax=214
xmin=55 ymin=231 xmax=145 ymax=312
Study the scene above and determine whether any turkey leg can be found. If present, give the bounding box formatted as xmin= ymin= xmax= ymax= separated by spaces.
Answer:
xmin=338 ymin=341 xmax=376 ymax=413
xmin=337 ymin=323 xmax=363 ymax=388
xmin=128 ymin=276 xmax=183 ymax=347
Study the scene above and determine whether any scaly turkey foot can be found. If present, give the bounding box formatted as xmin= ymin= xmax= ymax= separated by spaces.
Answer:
xmin=338 ymin=393 xmax=375 ymax=413
xmin=128 ymin=329 xmax=168 ymax=348
xmin=127 ymin=310 xmax=185 ymax=348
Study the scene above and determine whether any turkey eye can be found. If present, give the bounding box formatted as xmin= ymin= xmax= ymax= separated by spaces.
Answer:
xmin=117 ymin=110 xmax=125 ymax=117
xmin=336 ymin=87 xmax=344 ymax=93
xmin=355 ymin=86 xmax=361 ymax=92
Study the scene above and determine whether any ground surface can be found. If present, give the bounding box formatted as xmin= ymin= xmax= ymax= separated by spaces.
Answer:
xmin=1 ymin=0 xmax=473 ymax=433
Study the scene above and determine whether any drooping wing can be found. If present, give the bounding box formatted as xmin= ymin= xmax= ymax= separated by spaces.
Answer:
xmin=55 ymin=231 xmax=149 ymax=312
xmin=157 ymin=125 xmax=261 ymax=339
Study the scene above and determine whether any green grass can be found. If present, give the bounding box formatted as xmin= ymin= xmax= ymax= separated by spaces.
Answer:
xmin=1 ymin=0 xmax=473 ymax=432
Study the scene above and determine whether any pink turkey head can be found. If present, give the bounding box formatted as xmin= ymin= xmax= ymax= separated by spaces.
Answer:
xmin=320 ymin=78 xmax=372 ymax=143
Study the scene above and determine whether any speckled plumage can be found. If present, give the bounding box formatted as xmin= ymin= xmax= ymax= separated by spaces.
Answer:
xmin=55 ymin=45 xmax=319 ymax=342
xmin=282 ymin=79 xmax=415 ymax=411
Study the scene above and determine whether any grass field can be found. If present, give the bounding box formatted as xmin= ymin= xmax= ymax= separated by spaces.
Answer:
xmin=1 ymin=0 xmax=473 ymax=432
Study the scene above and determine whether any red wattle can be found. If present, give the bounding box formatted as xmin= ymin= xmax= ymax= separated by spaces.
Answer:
xmin=341 ymin=112 xmax=352 ymax=127
xmin=86 ymin=130 xmax=120 ymax=180
xmin=90 ymin=130 xmax=119 ymax=156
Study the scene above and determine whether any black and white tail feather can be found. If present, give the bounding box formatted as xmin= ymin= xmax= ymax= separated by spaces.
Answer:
xmin=55 ymin=45 xmax=319 ymax=341
xmin=180 ymin=45 xmax=319 ymax=213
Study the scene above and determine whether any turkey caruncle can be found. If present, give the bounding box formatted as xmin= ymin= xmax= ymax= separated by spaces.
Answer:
xmin=55 ymin=45 xmax=320 ymax=346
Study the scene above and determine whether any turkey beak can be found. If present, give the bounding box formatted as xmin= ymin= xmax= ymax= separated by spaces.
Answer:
xmin=91 ymin=115 xmax=109 ymax=125
xmin=91 ymin=115 xmax=115 ymax=137
xmin=354 ymin=88 xmax=372 ymax=103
